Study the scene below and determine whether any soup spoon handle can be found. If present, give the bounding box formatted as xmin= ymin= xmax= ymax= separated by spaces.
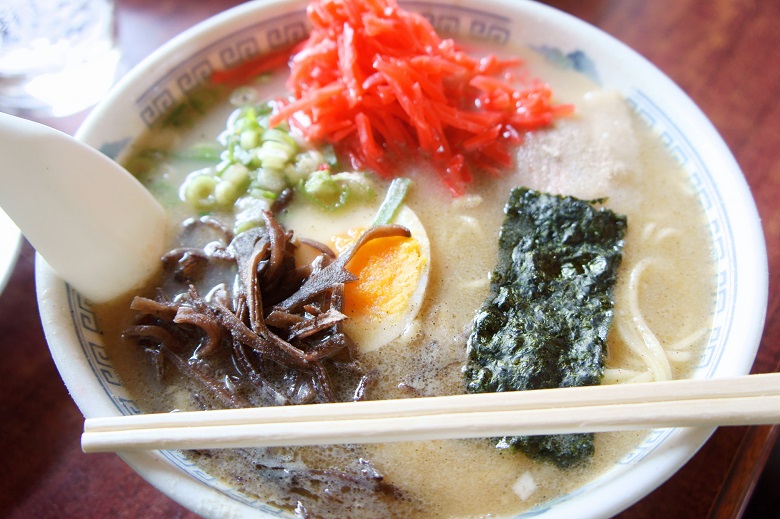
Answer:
xmin=0 ymin=113 xmax=166 ymax=303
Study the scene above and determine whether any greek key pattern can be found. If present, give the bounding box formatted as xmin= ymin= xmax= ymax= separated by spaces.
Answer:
xmin=626 ymin=90 xmax=734 ymax=375
xmin=403 ymin=1 xmax=511 ymax=43
xmin=68 ymin=287 xmax=140 ymax=414
xmin=159 ymin=451 xmax=289 ymax=514
xmin=266 ymin=20 xmax=308 ymax=49
xmin=521 ymin=429 xmax=677 ymax=518
xmin=135 ymin=11 xmax=308 ymax=128
xmin=618 ymin=428 xmax=675 ymax=465
xmin=133 ymin=3 xmax=516 ymax=128
xmin=116 ymin=397 xmax=141 ymax=416
xmin=517 ymin=428 xmax=676 ymax=517
xmin=531 ymin=46 xmax=601 ymax=84
xmin=67 ymin=286 xmax=285 ymax=512
xmin=177 ymin=59 xmax=215 ymax=93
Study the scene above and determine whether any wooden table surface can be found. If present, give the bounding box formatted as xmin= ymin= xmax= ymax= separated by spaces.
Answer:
xmin=1 ymin=0 xmax=778 ymax=517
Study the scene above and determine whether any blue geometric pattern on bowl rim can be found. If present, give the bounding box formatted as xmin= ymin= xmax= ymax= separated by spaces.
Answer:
xmin=71 ymin=2 xmax=735 ymax=516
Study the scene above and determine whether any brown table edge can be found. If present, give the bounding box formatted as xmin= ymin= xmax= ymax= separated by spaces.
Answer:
xmin=708 ymin=423 xmax=779 ymax=519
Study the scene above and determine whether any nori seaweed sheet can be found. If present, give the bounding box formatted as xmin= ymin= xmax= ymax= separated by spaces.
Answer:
xmin=465 ymin=187 xmax=627 ymax=468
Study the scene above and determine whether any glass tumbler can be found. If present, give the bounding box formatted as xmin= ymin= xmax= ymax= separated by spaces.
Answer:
xmin=0 ymin=0 xmax=121 ymax=117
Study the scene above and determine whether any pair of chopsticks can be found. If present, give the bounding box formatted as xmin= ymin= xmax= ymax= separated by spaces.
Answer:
xmin=81 ymin=372 xmax=780 ymax=453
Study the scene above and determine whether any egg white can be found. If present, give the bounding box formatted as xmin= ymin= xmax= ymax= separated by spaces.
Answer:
xmin=281 ymin=202 xmax=431 ymax=353
xmin=342 ymin=205 xmax=431 ymax=353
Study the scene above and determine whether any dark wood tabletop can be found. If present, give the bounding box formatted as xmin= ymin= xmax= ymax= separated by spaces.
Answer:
xmin=1 ymin=1 xmax=778 ymax=518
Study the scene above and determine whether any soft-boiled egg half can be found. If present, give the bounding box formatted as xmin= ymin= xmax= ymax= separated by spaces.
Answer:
xmin=282 ymin=202 xmax=430 ymax=353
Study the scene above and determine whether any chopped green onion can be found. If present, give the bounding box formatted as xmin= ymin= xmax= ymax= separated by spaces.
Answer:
xmin=300 ymin=170 xmax=348 ymax=210
xmin=234 ymin=195 xmax=273 ymax=234
xmin=239 ymin=129 xmax=261 ymax=150
xmin=253 ymin=167 xmax=287 ymax=193
xmin=262 ymin=128 xmax=296 ymax=146
xmin=285 ymin=150 xmax=326 ymax=184
xmin=179 ymin=95 xmax=376 ymax=213
xmin=332 ymin=172 xmax=374 ymax=200
xmin=214 ymin=180 xmax=242 ymax=206
xmin=256 ymin=140 xmax=295 ymax=169
xmin=220 ymin=163 xmax=250 ymax=186
xmin=248 ymin=187 xmax=279 ymax=200
xmin=180 ymin=171 xmax=218 ymax=210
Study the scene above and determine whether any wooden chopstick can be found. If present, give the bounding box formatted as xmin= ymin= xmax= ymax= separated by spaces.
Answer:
xmin=81 ymin=372 xmax=780 ymax=453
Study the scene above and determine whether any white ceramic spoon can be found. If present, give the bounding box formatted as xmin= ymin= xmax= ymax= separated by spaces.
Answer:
xmin=0 ymin=112 xmax=166 ymax=303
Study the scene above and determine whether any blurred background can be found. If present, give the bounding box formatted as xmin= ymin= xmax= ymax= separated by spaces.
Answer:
xmin=1 ymin=1 xmax=777 ymax=517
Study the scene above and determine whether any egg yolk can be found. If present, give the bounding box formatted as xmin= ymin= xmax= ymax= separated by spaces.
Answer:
xmin=332 ymin=227 xmax=426 ymax=320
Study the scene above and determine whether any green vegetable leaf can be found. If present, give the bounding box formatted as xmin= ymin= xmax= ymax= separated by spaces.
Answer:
xmin=372 ymin=177 xmax=411 ymax=226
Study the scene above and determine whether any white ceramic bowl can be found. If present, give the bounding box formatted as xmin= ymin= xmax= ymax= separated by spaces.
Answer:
xmin=0 ymin=208 xmax=22 ymax=295
xmin=36 ymin=0 xmax=768 ymax=518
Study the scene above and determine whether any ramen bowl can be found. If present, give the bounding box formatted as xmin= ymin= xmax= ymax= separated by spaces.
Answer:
xmin=36 ymin=0 xmax=768 ymax=518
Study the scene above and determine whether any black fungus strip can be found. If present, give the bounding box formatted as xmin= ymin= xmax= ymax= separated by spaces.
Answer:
xmin=125 ymin=212 xmax=395 ymax=407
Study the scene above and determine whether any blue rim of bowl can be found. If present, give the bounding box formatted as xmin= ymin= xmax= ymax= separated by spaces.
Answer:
xmin=37 ymin=0 xmax=768 ymax=518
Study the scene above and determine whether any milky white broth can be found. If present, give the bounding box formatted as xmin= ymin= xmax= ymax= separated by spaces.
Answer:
xmin=95 ymin=41 xmax=716 ymax=518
